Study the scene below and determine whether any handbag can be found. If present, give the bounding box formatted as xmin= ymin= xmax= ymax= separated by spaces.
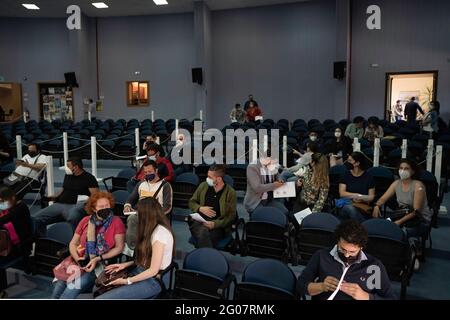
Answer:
xmin=0 ymin=229 xmax=12 ymax=257
xmin=53 ymin=255 xmax=85 ymax=282
xmin=352 ymin=201 xmax=373 ymax=216
xmin=93 ymin=264 xmax=135 ymax=298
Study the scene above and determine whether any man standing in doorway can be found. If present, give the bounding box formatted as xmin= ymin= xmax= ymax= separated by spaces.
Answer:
xmin=404 ymin=97 xmax=424 ymax=125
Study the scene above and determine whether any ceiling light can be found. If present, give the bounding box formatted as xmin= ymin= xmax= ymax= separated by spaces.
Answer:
xmin=92 ymin=2 xmax=109 ymax=9
xmin=22 ymin=4 xmax=40 ymax=10
xmin=153 ymin=0 xmax=168 ymax=5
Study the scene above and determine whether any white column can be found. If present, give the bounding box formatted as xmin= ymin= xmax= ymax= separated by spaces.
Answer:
xmin=353 ymin=138 xmax=360 ymax=152
xmin=251 ymin=139 xmax=258 ymax=164
xmin=401 ymin=139 xmax=407 ymax=158
xmin=91 ymin=136 xmax=98 ymax=180
xmin=435 ymin=145 xmax=443 ymax=196
xmin=63 ymin=132 xmax=68 ymax=166
xmin=16 ymin=135 xmax=23 ymax=159
xmin=151 ymin=110 xmax=155 ymax=122
xmin=426 ymin=139 xmax=434 ymax=172
xmin=373 ymin=138 xmax=380 ymax=167
xmin=46 ymin=155 xmax=55 ymax=200
xmin=135 ymin=128 xmax=140 ymax=157
xmin=283 ymin=136 xmax=288 ymax=168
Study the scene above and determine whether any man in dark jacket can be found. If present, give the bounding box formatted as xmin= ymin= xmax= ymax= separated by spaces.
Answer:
xmin=404 ymin=97 xmax=424 ymax=125
xmin=297 ymin=220 xmax=396 ymax=300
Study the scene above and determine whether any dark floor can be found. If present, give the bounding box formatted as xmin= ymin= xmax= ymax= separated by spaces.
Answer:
xmin=4 ymin=159 xmax=450 ymax=299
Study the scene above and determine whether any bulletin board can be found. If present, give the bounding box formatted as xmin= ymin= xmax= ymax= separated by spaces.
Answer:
xmin=38 ymin=83 xmax=74 ymax=121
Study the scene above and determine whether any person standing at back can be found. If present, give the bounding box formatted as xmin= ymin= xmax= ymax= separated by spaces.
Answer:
xmin=244 ymin=94 xmax=259 ymax=111
xmin=404 ymin=97 xmax=424 ymax=125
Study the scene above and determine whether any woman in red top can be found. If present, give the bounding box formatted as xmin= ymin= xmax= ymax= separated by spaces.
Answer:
xmin=52 ymin=191 xmax=125 ymax=299
xmin=246 ymin=101 xmax=262 ymax=122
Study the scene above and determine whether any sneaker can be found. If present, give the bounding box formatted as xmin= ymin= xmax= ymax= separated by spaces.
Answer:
xmin=414 ymin=259 xmax=420 ymax=271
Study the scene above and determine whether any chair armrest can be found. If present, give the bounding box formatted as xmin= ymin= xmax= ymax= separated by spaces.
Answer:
xmin=102 ymin=176 xmax=114 ymax=192
xmin=217 ymin=273 xmax=236 ymax=298
xmin=158 ymin=261 xmax=179 ymax=278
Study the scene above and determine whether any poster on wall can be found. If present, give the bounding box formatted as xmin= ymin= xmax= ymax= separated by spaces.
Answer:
xmin=38 ymin=83 xmax=74 ymax=121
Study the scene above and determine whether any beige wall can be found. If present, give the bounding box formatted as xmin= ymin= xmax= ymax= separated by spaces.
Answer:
xmin=0 ymin=83 xmax=22 ymax=121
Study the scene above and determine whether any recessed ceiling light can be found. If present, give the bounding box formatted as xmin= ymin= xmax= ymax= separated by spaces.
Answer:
xmin=92 ymin=2 xmax=109 ymax=9
xmin=153 ymin=0 xmax=168 ymax=5
xmin=22 ymin=4 xmax=40 ymax=10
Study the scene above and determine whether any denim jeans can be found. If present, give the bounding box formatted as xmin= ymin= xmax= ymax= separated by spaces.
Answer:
xmin=189 ymin=221 xmax=226 ymax=248
xmin=338 ymin=205 xmax=371 ymax=223
xmin=34 ymin=202 xmax=87 ymax=236
xmin=51 ymin=271 xmax=96 ymax=299
xmin=279 ymin=171 xmax=299 ymax=183
xmin=95 ymin=266 xmax=162 ymax=299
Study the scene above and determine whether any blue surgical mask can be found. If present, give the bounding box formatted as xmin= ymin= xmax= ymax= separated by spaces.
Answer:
xmin=206 ymin=177 xmax=215 ymax=187
xmin=145 ymin=173 xmax=156 ymax=182
xmin=0 ymin=202 xmax=10 ymax=211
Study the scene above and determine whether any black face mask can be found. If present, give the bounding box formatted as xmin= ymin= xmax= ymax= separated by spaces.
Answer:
xmin=28 ymin=151 xmax=38 ymax=158
xmin=345 ymin=162 xmax=354 ymax=171
xmin=338 ymin=250 xmax=360 ymax=265
xmin=97 ymin=208 xmax=113 ymax=219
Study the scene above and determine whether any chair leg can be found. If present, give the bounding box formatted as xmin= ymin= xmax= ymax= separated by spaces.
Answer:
xmin=0 ymin=269 xmax=7 ymax=290
xmin=400 ymin=276 xmax=407 ymax=300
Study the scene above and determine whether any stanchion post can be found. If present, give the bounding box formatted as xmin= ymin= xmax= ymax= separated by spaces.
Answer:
xmin=16 ymin=135 xmax=23 ymax=159
xmin=373 ymin=138 xmax=380 ymax=167
xmin=435 ymin=145 xmax=443 ymax=196
xmin=283 ymin=136 xmax=287 ymax=168
xmin=135 ymin=128 xmax=140 ymax=157
xmin=427 ymin=139 xmax=434 ymax=172
xmin=91 ymin=136 xmax=98 ymax=180
xmin=401 ymin=139 xmax=407 ymax=158
xmin=46 ymin=155 xmax=55 ymax=202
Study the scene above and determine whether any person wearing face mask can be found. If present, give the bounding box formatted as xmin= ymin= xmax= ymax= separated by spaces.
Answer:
xmin=372 ymin=159 xmax=432 ymax=240
xmin=124 ymin=161 xmax=173 ymax=251
xmin=188 ymin=165 xmax=237 ymax=248
xmin=127 ymin=143 xmax=175 ymax=193
xmin=34 ymin=158 xmax=99 ymax=236
xmin=344 ymin=116 xmax=365 ymax=140
xmin=338 ymin=152 xmax=376 ymax=222
xmin=2 ymin=143 xmax=47 ymax=200
xmin=364 ymin=117 xmax=384 ymax=143
xmin=326 ymin=127 xmax=352 ymax=167
xmin=294 ymin=153 xmax=329 ymax=214
xmin=0 ymin=187 xmax=32 ymax=297
xmin=422 ymin=100 xmax=439 ymax=140
xmin=244 ymin=147 xmax=288 ymax=214
xmin=302 ymin=130 xmax=322 ymax=152
xmin=280 ymin=142 xmax=319 ymax=183
xmin=297 ymin=220 xmax=395 ymax=300
xmin=51 ymin=192 xmax=125 ymax=299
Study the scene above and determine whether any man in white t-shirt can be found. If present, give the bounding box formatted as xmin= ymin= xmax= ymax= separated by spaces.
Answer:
xmin=2 ymin=143 xmax=46 ymax=200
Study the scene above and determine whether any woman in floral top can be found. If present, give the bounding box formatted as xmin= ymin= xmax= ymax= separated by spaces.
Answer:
xmin=296 ymin=153 xmax=329 ymax=213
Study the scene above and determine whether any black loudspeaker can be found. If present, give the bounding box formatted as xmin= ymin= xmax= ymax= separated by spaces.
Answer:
xmin=333 ymin=61 xmax=346 ymax=80
xmin=64 ymin=72 xmax=79 ymax=87
xmin=192 ymin=68 xmax=203 ymax=85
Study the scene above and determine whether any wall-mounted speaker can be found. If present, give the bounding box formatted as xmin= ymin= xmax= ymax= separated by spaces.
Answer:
xmin=192 ymin=68 xmax=203 ymax=85
xmin=333 ymin=61 xmax=346 ymax=80
xmin=64 ymin=72 xmax=79 ymax=87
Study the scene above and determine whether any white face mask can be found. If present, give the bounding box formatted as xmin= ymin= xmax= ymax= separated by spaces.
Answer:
xmin=65 ymin=167 xmax=73 ymax=175
xmin=335 ymin=132 xmax=341 ymax=138
xmin=310 ymin=135 xmax=317 ymax=142
xmin=148 ymin=155 xmax=156 ymax=161
xmin=0 ymin=201 xmax=10 ymax=211
xmin=206 ymin=177 xmax=215 ymax=187
xmin=399 ymin=169 xmax=411 ymax=180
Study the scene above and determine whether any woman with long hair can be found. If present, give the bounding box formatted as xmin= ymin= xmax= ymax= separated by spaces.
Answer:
xmin=97 ymin=197 xmax=175 ymax=299
xmin=295 ymin=153 xmax=330 ymax=213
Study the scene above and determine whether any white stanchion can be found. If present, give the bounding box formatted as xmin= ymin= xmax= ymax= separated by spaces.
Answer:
xmin=200 ymin=110 xmax=203 ymax=121
xmin=373 ymin=138 xmax=380 ymax=167
xmin=46 ymin=155 xmax=55 ymax=201
xmin=151 ymin=110 xmax=155 ymax=122
xmin=156 ymin=136 xmax=160 ymax=145
xmin=23 ymin=112 xmax=28 ymax=123
xmin=135 ymin=128 xmax=140 ymax=157
xmin=91 ymin=136 xmax=98 ymax=180
xmin=353 ymin=138 xmax=360 ymax=152
xmin=426 ymin=139 xmax=434 ymax=172
xmin=88 ymin=110 xmax=92 ymax=122
xmin=251 ymin=139 xmax=258 ymax=164
xmin=283 ymin=136 xmax=287 ymax=168
xmin=401 ymin=139 xmax=407 ymax=158
xmin=435 ymin=145 xmax=443 ymax=196
xmin=263 ymin=135 xmax=268 ymax=153
xmin=16 ymin=135 xmax=23 ymax=159
xmin=58 ymin=132 xmax=69 ymax=170
xmin=175 ymin=119 xmax=179 ymax=139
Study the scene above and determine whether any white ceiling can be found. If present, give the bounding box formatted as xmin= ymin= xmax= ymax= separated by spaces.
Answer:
xmin=0 ymin=0 xmax=311 ymax=18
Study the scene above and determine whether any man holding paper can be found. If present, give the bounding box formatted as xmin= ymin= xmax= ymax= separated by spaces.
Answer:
xmin=188 ymin=165 xmax=237 ymax=248
xmin=297 ymin=220 xmax=395 ymax=300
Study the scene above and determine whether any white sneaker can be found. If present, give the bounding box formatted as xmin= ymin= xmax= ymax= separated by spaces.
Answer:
xmin=414 ymin=259 xmax=420 ymax=271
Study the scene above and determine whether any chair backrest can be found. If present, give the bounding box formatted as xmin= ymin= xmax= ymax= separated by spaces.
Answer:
xmin=251 ymin=207 xmax=287 ymax=227
xmin=242 ymin=258 xmax=296 ymax=294
xmin=175 ymin=172 xmax=199 ymax=186
xmin=112 ymin=190 xmax=131 ymax=204
xmin=45 ymin=222 xmax=74 ymax=245
xmin=362 ymin=219 xmax=405 ymax=242
xmin=183 ymin=248 xmax=229 ymax=280
xmin=117 ymin=168 xmax=136 ymax=179
xmin=301 ymin=213 xmax=340 ymax=232
xmin=223 ymin=175 xmax=234 ymax=188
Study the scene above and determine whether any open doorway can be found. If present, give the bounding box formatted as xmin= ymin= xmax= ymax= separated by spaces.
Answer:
xmin=0 ymin=82 xmax=23 ymax=122
xmin=385 ymin=71 xmax=438 ymax=122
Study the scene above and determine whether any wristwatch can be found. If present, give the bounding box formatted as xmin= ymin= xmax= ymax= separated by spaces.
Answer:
xmin=127 ymin=277 xmax=133 ymax=285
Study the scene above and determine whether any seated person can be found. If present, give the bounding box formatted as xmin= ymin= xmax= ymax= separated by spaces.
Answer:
xmin=124 ymin=161 xmax=173 ymax=250
xmin=2 ymin=143 xmax=46 ymax=200
xmin=244 ymin=148 xmax=287 ymax=214
xmin=0 ymin=187 xmax=33 ymax=297
xmin=327 ymin=127 xmax=352 ymax=167
xmin=52 ymin=192 xmax=125 ymax=299
xmin=230 ymin=103 xmax=246 ymax=124
xmin=372 ymin=159 xmax=432 ymax=239
xmin=338 ymin=152 xmax=375 ymax=223
xmin=297 ymin=220 xmax=395 ymax=300
xmin=295 ymin=153 xmax=329 ymax=213
xmin=302 ymin=130 xmax=323 ymax=152
xmin=127 ymin=143 xmax=175 ymax=193
xmin=0 ymin=131 xmax=12 ymax=167
xmin=345 ymin=116 xmax=365 ymax=140
xmin=364 ymin=117 xmax=384 ymax=143
xmin=188 ymin=164 xmax=237 ymax=248
xmin=246 ymin=101 xmax=262 ymax=122
xmin=96 ymin=197 xmax=174 ymax=299
xmin=280 ymin=142 xmax=319 ymax=182
xmin=139 ymin=134 xmax=158 ymax=156
xmin=34 ymin=157 xmax=99 ymax=236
